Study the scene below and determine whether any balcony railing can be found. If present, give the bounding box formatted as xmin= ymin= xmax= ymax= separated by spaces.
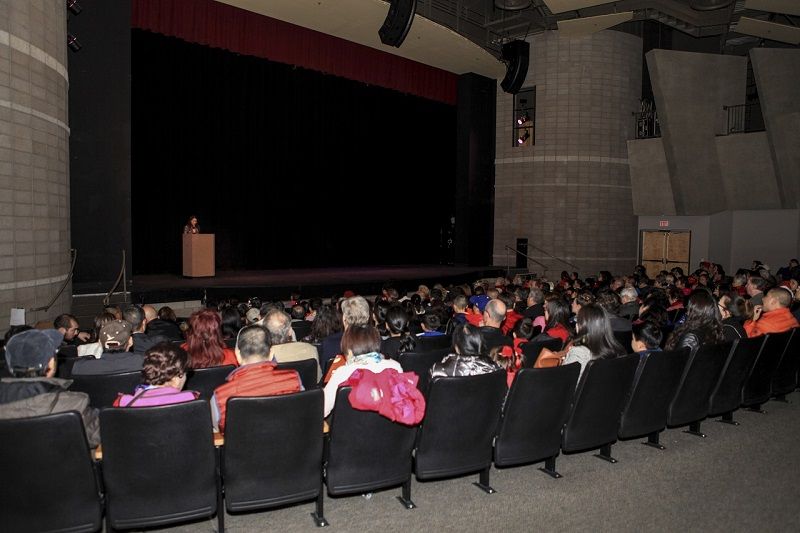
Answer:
xmin=723 ymin=103 xmax=765 ymax=135
xmin=634 ymin=110 xmax=661 ymax=139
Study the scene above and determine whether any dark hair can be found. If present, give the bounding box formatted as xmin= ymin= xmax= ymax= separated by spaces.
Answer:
xmin=141 ymin=343 xmax=189 ymax=386
xmin=158 ymin=306 xmax=177 ymax=322
xmin=595 ymin=290 xmax=621 ymax=316
xmin=452 ymin=323 xmax=485 ymax=357
xmin=574 ymin=305 xmax=625 ymax=360
xmin=747 ymin=275 xmax=768 ymax=292
xmin=122 ymin=305 xmax=145 ymax=331
xmin=720 ymin=292 xmax=746 ymax=318
xmin=385 ymin=306 xmax=416 ymax=355
xmin=632 ymin=321 xmax=663 ymax=351
xmin=54 ymin=314 xmax=76 ymax=330
xmin=93 ymin=312 xmax=117 ymax=342
xmin=290 ymin=304 xmax=306 ymax=320
xmin=544 ymin=296 xmax=570 ymax=330
xmin=422 ymin=313 xmax=441 ymax=331
xmin=309 ymin=304 xmax=342 ymax=343
xmin=236 ymin=325 xmax=270 ymax=360
xmin=665 ymin=290 xmax=724 ymax=350
xmin=513 ymin=317 xmax=537 ymax=341
xmin=220 ymin=307 xmax=242 ymax=340
xmin=4 ymin=325 xmax=32 ymax=343
xmin=341 ymin=324 xmax=382 ymax=357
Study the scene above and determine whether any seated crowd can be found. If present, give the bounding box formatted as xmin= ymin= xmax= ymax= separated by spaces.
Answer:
xmin=1 ymin=258 xmax=799 ymax=450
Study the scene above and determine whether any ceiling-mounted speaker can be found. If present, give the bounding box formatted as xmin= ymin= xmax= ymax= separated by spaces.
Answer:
xmin=690 ymin=0 xmax=734 ymax=10
xmin=500 ymin=40 xmax=530 ymax=94
xmin=379 ymin=0 xmax=417 ymax=48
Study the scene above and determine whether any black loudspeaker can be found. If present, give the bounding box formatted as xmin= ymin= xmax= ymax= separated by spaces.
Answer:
xmin=500 ymin=40 xmax=530 ymax=94
xmin=379 ymin=0 xmax=417 ymax=48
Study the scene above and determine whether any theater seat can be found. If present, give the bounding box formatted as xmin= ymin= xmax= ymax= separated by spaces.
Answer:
xmin=69 ymin=371 xmax=143 ymax=409
xmin=708 ymin=336 xmax=765 ymax=425
xmin=770 ymin=328 xmax=800 ymax=401
xmin=742 ymin=331 xmax=793 ymax=412
xmin=184 ymin=365 xmax=236 ymax=400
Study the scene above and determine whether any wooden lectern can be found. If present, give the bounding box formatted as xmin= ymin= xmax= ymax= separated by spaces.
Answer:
xmin=182 ymin=234 xmax=215 ymax=277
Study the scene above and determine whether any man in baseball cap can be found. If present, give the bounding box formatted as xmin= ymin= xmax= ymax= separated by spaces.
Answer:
xmin=0 ymin=329 xmax=100 ymax=448
xmin=71 ymin=319 xmax=143 ymax=376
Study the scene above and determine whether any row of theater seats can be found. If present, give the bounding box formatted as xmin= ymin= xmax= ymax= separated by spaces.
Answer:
xmin=1 ymin=329 xmax=798 ymax=532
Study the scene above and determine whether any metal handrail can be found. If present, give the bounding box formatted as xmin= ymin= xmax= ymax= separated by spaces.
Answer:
xmin=504 ymin=245 xmax=547 ymax=272
xmin=526 ymin=243 xmax=580 ymax=271
xmin=29 ymin=249 xmax=77 ymax=312
xmin=103 ymin=249 xmax=128 ymax=306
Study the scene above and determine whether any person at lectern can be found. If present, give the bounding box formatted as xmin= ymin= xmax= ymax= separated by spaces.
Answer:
xmin=183 ymin=215 xmax=200 ymax=234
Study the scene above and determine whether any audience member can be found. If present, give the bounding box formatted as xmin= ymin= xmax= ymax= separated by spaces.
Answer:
xmin=114 ymin=343 xmax=199 ymax=407
xmin=479 ymin=298 xmax=513 ymax=351
xmin=718 ymin=293 xmax=746 ymax=341
xmin=77 ymin=312 xmax=115 ymax=358
xmin=543 ymin=296 xmax=572 ymax=345
xmin=0 ymin=329 xmax=100 ymax=447
xmin=211 ymin=325 xmax=302 ymax=432
xmin=381 ymin=306 xmax=416 ymax=359
xmin=631 ymin=321 xmax=663 ymax=355
xmin=145 ymin=304 xmax=183 ymax=341
xmin=182 ymin=309 xmax=238 ymax=369
xmin=124 ymin=305 xmax=160 ymax=356
xmin=320 ymin=296 xmax=370 ymax=366
xmin=430 ymin=323 xmax=500 ymax=378
xmin=54 ymin=313 xmax=90 ymax=344
xmin=71 ymin=320 xmax=143 ymax=376
xmin=744 ymin=287 xmax=799 ymax=338
xmin=746 ymin=275 xmax=769 ymax=306
xmin=563 ymin=305 xmax=626 ymax=380
xmin=264 ymin=308 xmax=320 ymax=379
xmin=665 ymin=290 xmax=725 ymax=352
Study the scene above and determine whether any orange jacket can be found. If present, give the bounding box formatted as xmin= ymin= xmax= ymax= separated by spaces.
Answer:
xmin=744 ymin=308 xmax=799 ymax=338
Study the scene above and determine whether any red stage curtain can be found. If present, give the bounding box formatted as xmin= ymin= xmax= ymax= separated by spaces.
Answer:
xmin=131 ymin=0 xmax=458 ymax=104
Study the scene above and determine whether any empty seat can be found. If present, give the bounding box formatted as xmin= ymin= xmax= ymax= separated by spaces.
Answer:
xmin=0 ymin=411 xmax=103 ymax=533
xmin=618 ymin=349 xmax=691 ymax=449
xmin=708 ymin=336 xmax=766 ymax=424
xmin=494 ymin=364 xmax=580 ymax=478
xmin=742 ymin=331 xmax=793 ymax=411
xmin=326 ymin=386 xmax=419 ymax=509
xmin=99 ymin=400 xmax=222 ymax=532
xmin=561 ymin=355 xmax=639 ymax=463
xmin=69 ymin=371 xmax=143 ymax=408
xmin=667 ymin=342 xmax=732 ymax=437
xmin=397 ymin=347 xmax=450 ymax=395
xmin=771 ymin=328 xmax=800 ymax=401
xmin=521 ymin=336 xmax=563 ymax=368
xmin=223 ymin=390 xmax=327 ymax=526
xmin=414 ymin=371 xmax=507 ymax=492
xmin=275 ymin=358 xmax=319 ymax=390
xmin=184 ymin=365 xmax=236 ymax=400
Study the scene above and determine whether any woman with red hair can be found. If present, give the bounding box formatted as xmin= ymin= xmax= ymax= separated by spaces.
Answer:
xmin=182 ymin=309 xmax=238 ymax=368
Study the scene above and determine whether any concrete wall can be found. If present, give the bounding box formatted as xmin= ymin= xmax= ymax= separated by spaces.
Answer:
xmin=750 ymin=48 xmax=800 ymax=209
xmin=0 ymin=2 xmax=72 ymax=329
xmin=494 ymin=30 xmax=642 ymax=278
xmin=638 ymin=209 xmax=799 ymax=274
xmin=646 ymin=50 xmax=747 ymax=215
xmin=715 ymin=132 xmax=780 ymax=210
xmin=627 ymin=137 xmax=675 ymax=215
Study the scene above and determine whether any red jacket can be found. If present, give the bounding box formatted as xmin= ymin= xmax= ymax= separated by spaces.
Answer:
xmin=744 ymin=308 xmax=799 ymax=338
xmin=212 ymin=361 xmax=301 ymax=433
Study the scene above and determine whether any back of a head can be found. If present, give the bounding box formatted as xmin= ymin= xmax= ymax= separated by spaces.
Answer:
xmin=4 ymin=329 xmax=62 ymax=378
xmin=385 ymin=305 xmax=410 ymax=335
xmin=453 ymin=323 xmax=485 ymax=357
xmin=529 ymin=287 xmax=544 ymax=305
xmin=220 ymin=307 xmax=242 ymax=339
xmin=422 ymin=313 xmax=441 ymax=331
xmin=497 ymin=293 xmax=514 ymax=311
xmin=545 ymin=296 xmax=570 ymax=328
xmin=158 ymin=306 xmax=177 ymax=322
xmin=341 ymin=324 xmax=382 ymax=357
xmin=236 ymin=325 xmax=271 ymax=363
xmin=290 ymin=304 xmax=306 ymax=320
xmin=768 ymin=287 xmax=793 ymax=309
xmin=264 ymin=309 xmax=293 ymax=345
xmin=484 ymin=298 xmax=506 ymax=326
xmin=632 ymin=321 xmax=662 ymax=351
xmin=576 ymin=304 xmax=623 ymax=359
xmin=142 ymin=343 xmax=189 ymax=385
xmin=620 ymin=287 xmax=638 ymax=303
xmin=453 ymin=294 xmax=468 ymax=311
xmin=595 ymin=290 xmax=621 ymax=316
xmin=341 ymin=296 xmax=370 ymax=329
xmin=123 ymin=305 xmax=145 ymax=332
xmin=142 ymin=304 xmax=158 ymax=322
xmin=53 ymin=313 xmax=75 ymax=331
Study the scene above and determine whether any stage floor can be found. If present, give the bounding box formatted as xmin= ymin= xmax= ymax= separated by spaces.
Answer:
xmin=130 ymin=265 xmax=503 ymax=303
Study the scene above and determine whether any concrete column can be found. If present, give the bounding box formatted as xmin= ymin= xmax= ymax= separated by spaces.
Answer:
xmin=0 ymin=1 xmax=72 ymax=329
xmin=494 ymin=30 xmax=642 ymax=278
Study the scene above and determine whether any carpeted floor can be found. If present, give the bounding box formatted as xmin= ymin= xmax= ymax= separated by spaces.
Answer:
xmin=154 ymin=391 xmax=800 ymax=533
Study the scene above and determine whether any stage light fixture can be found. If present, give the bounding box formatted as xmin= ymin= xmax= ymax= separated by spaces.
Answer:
xmin=67 ymin=34 xmax=81 ymax=52
xmin=517 ymin=130 xmax=530 ymax=145
xmin=67 ymin=0 xmax=82 ymax=15
xmin=516 ymin=111 xmax=530 ymax=125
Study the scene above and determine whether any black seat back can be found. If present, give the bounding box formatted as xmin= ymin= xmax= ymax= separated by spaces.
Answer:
xmin=56 ymin=346 xmax=79 ymax=378
xmin=276 ymin=359 xmax=318 ymax=390
xmin=0 ymin=412 xmax=102 ymax=533
xmin=415 ymin=334 xmax=452 ymax=352
xmin=99 ymin=400 xmax=219 ymax=529
xmin=771 ymin=328 xmax=800 ymax=397
xmin=184 ymin=365 xmax=235 ymax=400
xmin=521 ymin=336 xmax=563 ymax=368
xmin=397 ymin=347 xmax=450 ymax=394
xmin=414 ymin=371 xmax=507 ymax=479
xmin=69 ymin=371 xmax=143 ymax=408
xmin=224 ymin=390 xmax=323 ymax=512
xmin=667 ymin=342 xmax=732 ymax=427
xmin=709 ymin=336 xmax=766 ymax=417
xmin=326 ymin=387 xmax=417 ymax=495
xmin=494 ymin=364 xmax=580 ymax=467
xmin=743 ymin=331 xmax=793 ymax=406
xmin=562 ymin=355 xmax=639 ymax=453
xmin=613 ymin=330 xmax=633 ymax=352
xmin=618 ymin=349 xmax=691 ymax=440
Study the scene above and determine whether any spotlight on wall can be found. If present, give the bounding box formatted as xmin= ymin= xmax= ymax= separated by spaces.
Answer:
xmin=67 ymin=34 xmax=81 ymax=52
xmin=67 ymin=0 xmax=82 ymax=15
xmin=516 ymin=111 xmax=530 ymax=125
xmin=517 ymin=130 xmax=530 ymax=145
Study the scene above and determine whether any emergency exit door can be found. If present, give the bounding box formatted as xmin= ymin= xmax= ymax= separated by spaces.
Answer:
xmin=640 ymin=230 xmax=691 ymax=279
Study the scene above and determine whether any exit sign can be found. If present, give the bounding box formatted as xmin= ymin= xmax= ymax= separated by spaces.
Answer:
xmin=659 ymin=220 xmax=669 ymax=228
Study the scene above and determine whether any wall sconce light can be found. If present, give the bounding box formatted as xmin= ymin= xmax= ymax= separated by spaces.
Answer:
xmin=67 ymin=0 xmax=82 ymax=15
xmin=67 ymin=34 xmax=81 ymax=52
xmin=517 ymin=130 xmax=530 ymax=145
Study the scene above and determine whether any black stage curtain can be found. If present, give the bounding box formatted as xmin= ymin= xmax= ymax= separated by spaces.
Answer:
xmin=132 ymin=30 xmax=456 ymax=275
